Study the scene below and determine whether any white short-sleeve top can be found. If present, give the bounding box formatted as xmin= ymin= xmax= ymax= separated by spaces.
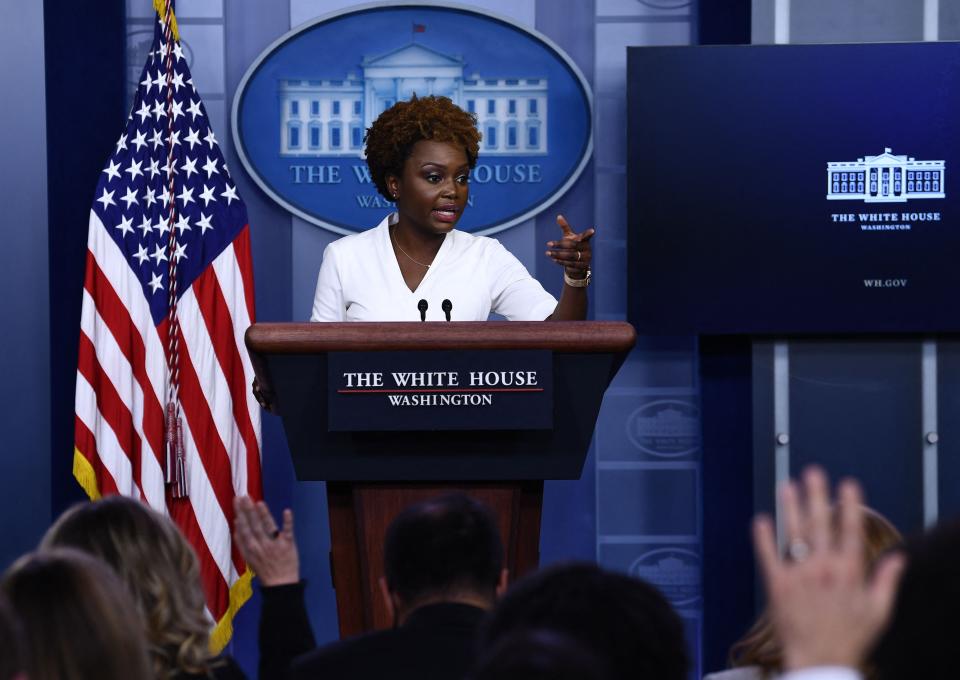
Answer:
xmin=310 ymin=213 xmax=558 ymax=322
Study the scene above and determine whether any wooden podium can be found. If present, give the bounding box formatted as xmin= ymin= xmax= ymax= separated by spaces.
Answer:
xmin=246 ymin=321 xmax=635 ymax=637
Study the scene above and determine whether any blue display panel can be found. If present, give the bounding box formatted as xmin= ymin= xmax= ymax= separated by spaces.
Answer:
xmin=628 ymin=42 xmax=960 ymax=334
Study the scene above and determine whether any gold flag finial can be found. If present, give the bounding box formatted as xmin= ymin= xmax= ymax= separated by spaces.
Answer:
xmin=152 ymin=0 xmax=180 ymax=42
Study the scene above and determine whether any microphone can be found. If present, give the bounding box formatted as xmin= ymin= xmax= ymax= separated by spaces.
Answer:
xmin=418 ymin=299 xmax=428 ymax=322
xmin=442 ymin=299 xmax=453 ymax=322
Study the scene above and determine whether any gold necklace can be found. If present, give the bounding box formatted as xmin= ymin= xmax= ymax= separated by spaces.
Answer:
xmin=391 ymin=227 xmax=433 ymax=268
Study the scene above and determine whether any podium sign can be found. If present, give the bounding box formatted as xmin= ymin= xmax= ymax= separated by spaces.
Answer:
xmin=328 ymin=349 xmax=552 ymax=431
xmin=246 ymin=321 xmax=636 ymax=481
xmin=246 ymin=321 xmax=636 ymax=638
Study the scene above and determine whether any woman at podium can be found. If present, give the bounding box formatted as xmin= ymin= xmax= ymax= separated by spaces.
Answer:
xmin=309 ymin=95 xmax=594 ymax=322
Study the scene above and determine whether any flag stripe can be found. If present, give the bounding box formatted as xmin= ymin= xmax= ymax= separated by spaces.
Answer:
xmin=84 ymin=253 xmax=166 ymax=478
xmin=193 ymin=256 xmax=260 ymax=486
xmin=74 ymin=371 xmax=137 ymax=497
xmin=74 ymin=416 xmax=120 ymax=498
xmin=231 ymin=227 xmax=257 ymax=333
xmin=79 ymin=296 xmax=166 ymax=507
xmin=76 ymin=333 xmax=144 ymax=498
xmin=81 ymin=249 xmax=169 ymax=495
xmin=87 ymin=212 xmax=169 ymax=420
xmin=168 ymin=486 xmax=232 ymax=619
xmin=174 ymin=307 xmax=246 ymax=574
xmin=177 ymin=409 xmax=239 ymax=587
xmin=211 ymin=237 xmax=263 ymax=498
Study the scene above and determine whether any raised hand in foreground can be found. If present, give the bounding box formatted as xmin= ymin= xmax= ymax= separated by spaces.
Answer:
xmin=233 ymin=496 xmax=300 ymax=586
xmin=752 ymin=467 xmax=905 ymax=674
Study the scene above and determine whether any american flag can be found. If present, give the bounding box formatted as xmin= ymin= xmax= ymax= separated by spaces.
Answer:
xmin=73 ymin=3 xmax=262 ymax=650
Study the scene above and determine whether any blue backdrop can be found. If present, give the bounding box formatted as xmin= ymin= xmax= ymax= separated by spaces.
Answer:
xmin=17 ymin=4 xmax=955 ymax=680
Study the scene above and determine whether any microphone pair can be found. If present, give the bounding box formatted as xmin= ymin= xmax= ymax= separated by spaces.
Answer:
xmin=418 ymin=298 xmax=453 ymax=322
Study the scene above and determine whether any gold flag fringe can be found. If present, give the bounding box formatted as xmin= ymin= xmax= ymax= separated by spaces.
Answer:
xmin=73 ymin=447 xmax=102 ymax=501
xmin=209 ymin=570 xmax=254 ymax=653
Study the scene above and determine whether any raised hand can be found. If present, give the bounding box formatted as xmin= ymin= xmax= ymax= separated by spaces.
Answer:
xmin=545 ymin=214 xmax=595 ymax=279
xmin=752 ymin=467 xmax=905 ymax=672
xmin=233 ymin=496 xmax=300 ymax=587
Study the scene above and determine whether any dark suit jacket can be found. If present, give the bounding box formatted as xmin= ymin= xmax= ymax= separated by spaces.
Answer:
xmin=259 ymin=582 xmax=316 ymax=680
xmin=289 ymin=602 xmax=488 ymax=680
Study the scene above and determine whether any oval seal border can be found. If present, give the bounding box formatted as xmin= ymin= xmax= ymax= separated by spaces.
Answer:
xmin=625 ymin=399 xmax=701 ymax=459
xmin=629 ymin=547 xmax=701 ymax=608
xmin=231 ymin=0 xmax=594 ymax=236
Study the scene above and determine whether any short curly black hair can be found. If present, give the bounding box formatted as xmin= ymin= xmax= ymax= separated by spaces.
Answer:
xmin=365 ymin=95 xmax=482 ymax=200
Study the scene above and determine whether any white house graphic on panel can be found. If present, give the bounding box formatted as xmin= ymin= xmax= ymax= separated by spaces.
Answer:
xmin=279 ymin=42 xmax=548 ymax=157
xmin=633 ymin=407 xmax=699 ymax=438
xmin=827 ymin=148 xmax=945 ymax=203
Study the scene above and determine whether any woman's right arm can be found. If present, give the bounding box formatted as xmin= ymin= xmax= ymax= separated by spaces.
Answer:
xmin=310 ymin=244 xmax=346 ymax=322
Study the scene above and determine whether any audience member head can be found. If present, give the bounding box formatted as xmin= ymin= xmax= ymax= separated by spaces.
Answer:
xmin=41 ymin=496 xmax=212 ymax=679
xmin=729 ymin=505 xmax=901 ymax=676
xmin=479 ymin=562 xmax=689 ymax=680
xmin=0 ymin=589 xmax=25 ymax=680
xmin=2 ymin=548 xmax=151 ymax=680
xmin=364 ymin=94 xmax=481 ymax=200
xmin=382 ymin=493 xmax=505 ymax=621
xmin=469 ymin=628 xmax=611 ymax=680
xmin=872 ymin=517 xmax=960 ymax=679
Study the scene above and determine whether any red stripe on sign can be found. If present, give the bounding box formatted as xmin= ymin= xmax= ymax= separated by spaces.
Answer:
xmin=336 ymin=388 xmax=545 ymax=394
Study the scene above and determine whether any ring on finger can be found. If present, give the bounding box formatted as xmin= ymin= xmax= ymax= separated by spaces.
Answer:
xmin=576 ymin=251 xmax=582 ymax=261
xmin=787 ymin=538 xmax=810 ymax=562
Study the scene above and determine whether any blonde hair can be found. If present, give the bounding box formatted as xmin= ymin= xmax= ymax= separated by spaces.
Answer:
xmin=729 ymin=506 xmax=902 ymax=678
xmin=3 ymin=548 xmax=152 ymax=680
xmin=42 ymin=497 xmax=213 ymax=680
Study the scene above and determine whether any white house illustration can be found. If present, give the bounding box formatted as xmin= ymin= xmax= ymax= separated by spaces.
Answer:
xmin=827 ymin=148 xmax=944 ymax=203
xmin=278 ymin=43 xmax=548 ymax=157
xmin=633 ymin=556 xmax=700 ymax=587
xmin=633 ymin=407 xmax=699 ymax=439
xmin=630 ymin=554 xmax=701 ymax=607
